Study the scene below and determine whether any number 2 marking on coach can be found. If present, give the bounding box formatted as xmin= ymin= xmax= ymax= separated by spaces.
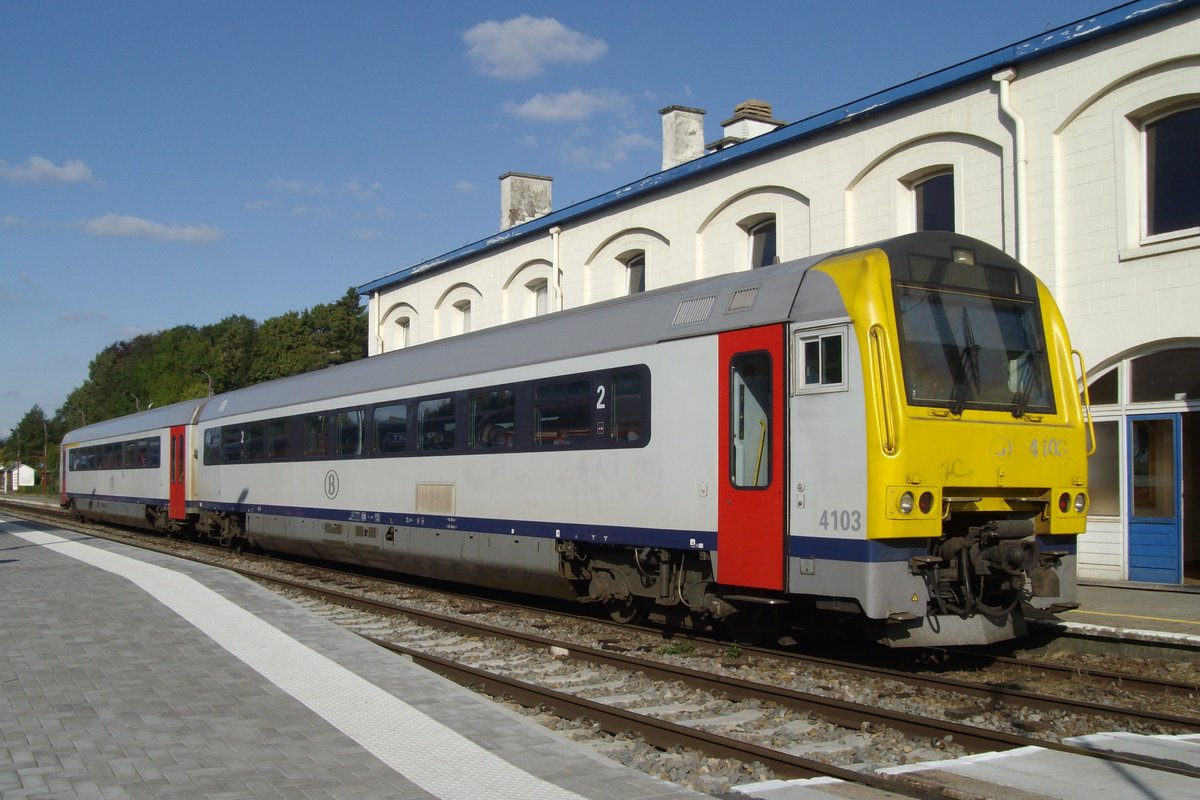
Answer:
xmin=595 ymin=385 xmax=607 ymax=410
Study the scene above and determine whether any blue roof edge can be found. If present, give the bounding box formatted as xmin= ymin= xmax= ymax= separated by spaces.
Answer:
xmin=357 ymin=0 xmax=1194 ymax=297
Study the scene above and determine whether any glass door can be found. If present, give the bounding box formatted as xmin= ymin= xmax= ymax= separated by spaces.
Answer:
xmin=1127 ymin=414 xmax=1182 ymax=583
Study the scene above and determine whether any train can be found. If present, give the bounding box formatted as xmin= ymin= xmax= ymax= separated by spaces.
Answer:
xmin=60 ymin=232 xmax=1092 ymax=647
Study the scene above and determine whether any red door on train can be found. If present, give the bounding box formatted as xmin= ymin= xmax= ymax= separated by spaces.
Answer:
xmin=169 ymin=425 xmax=186 ymax=520
xmin=717 ymin=324 xmax=786 ymax=590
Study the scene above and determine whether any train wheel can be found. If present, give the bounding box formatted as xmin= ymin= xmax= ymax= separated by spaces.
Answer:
xmin=607 ymin=596 xmax=648 ymax=624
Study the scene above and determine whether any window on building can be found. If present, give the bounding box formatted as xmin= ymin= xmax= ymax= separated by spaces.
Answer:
xmin=527 ymin=279 xmax=548 ymax=316
xmin=1144 ymin=106 xmax=1200 ymax=237
xmin=914 ymin=171 xmax=954 ymax=232
xmin=1130 ymin=347 xmax=1200 ymax=402
xmin=624 ymin=252 xmax=646 ymax=294
xmin=394 ymin=316 xmax=410 ymax=349
xmin=453 ymin=300 xmax=472 ymax=334
xmin=748 ymin=218 xmax=777 ymax=268
xmin=1088 ymin=420 xmax=1121 ymax=516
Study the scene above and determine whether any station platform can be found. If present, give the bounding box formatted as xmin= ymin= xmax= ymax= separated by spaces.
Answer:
xmin=0 ymin=513 xmax=703 ymax=799
xmin=1049 ymin=581 xmax=1200 ymax=650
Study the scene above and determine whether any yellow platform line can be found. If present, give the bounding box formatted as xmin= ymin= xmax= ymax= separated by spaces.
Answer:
xmin=1065 ymin=609 xmax=1199 ymax=626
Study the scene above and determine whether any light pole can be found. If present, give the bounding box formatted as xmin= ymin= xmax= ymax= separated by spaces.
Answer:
xmin=193 ymin=368 xmax=214 ymax=396
xmin=66 ymin=406 xmax=86 ymax=426
xmin=125 ymin=391 xmax=141 ymax=412
xmin=41 ymin=419 xmax=48 ymax=496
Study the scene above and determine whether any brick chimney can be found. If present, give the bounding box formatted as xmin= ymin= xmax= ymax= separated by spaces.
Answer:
xmin=499 ymin=172 xmax=553 ymax=231
xmin=706 ymin=99 xmax=785 ymax=152
xmin=659 ymin=105 xmax=706 ymax=170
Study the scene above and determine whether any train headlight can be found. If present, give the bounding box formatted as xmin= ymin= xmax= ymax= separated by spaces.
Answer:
xmin=918 ymin=491 xmax=934 ymax=515
xmin=898 ymin=491 xmax=915 ymax=515
xmin=1074 ymin=493 xmax=1087 ymax=513
xmin=1058 ymin=492 xmax=1070 ymax=513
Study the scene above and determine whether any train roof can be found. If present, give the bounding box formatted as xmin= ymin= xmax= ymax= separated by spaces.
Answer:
xmin=61 ymin=231 xmax=1027 ymax=439
xmin=197 ymin=247 xmax=843 ymax=423
xmin=62 ymin=398 xmax=208 ymax=446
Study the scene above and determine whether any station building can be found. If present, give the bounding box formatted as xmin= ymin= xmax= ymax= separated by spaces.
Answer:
xmin=358 ymin=0 xmax=1200 ymax=585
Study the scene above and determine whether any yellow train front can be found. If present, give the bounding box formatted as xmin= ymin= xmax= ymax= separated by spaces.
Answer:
xmin=784 ymin=233 xmax=1087 ymax=646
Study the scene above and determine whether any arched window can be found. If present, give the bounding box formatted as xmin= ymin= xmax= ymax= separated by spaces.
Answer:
xmin=913 ymin=171 xmax=954 ymax=232
xmin=1144 ymin=106 xmax=1200 ymax=237
xmin=394 ymin=316 xmax=410 ymax=349
xmin=454 ymin=299 xmax=472 ymax=334
xmin=527 ymin=278 xmax=549 ymax=316
xmin=622 ymin=251 xmax=646 ymax=294
xmin=746 ymin=217 xmax=777 ymax=268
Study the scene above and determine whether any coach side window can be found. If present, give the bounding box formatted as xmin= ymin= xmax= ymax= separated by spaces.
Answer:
xmin=334 ymin=410 xmax=364 ymax=456
xmin=303 ymin=414 xmax=329 ymax=458
xmin=535 ymin=380 xmax=591 ymax=447
xmin=470 ymin=389 xmax=515 ymax=449
xmin=418 ymin=397 xmax=456 ymax=451
xmin=610 ymin=371 xmax=644 ymax=442
xmin=375 ymin=403 xmax=408 ymax=454
xmin=267 ymin=419 xmax=290 ymax=459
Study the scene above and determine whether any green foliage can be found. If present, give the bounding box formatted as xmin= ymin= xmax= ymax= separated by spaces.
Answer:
xmin=655 ymin=641 xmax=696 ymax=656
xmin=14 ymin=287 xmax=369 ymax=476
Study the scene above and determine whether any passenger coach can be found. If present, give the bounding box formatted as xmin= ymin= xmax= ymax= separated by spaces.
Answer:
xmin=62 ymin=232 xmax=1091 ymax=646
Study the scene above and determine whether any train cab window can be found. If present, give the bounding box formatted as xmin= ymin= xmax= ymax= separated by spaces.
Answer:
xmin=375 ymin=403 xmax=408 ymax=454
xmin=730 ymin=352 xmax=772 ymax=488
xmin=535 ymin=380 xmax=591 ymax=447
xmin=418 ymin=397 xmax=456 ymax=451
xmin=610 ymin=371 xmax=645 ymax=442
xmin=795 ymin=330 xmax=846 ymax=393
xmin=470 ymin=389 xmax=516 ymax=449
xmin=303 ymin=414 xmax=329 ymax=458
xmin=334 ymin=410 xmax=364 ymax=456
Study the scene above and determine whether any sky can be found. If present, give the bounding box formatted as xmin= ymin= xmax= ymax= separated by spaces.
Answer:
xmin=1 ymin=0 xmax=1114 ymax=436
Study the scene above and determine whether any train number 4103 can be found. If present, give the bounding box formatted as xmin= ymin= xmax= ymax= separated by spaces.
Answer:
xmin=819 ymin=509 xmax=862 ymax=532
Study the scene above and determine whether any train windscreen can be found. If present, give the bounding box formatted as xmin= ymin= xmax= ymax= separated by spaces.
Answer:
xmin=892 ymin=249 xmax=1054 ymax=416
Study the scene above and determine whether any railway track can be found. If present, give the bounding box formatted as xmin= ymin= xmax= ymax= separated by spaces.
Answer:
xmin=4 ymin=499 xmax=1199 ymax=797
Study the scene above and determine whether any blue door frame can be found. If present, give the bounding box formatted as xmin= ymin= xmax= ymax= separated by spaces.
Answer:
xmin=1127 ymin=414 xmax=1182 ymax=583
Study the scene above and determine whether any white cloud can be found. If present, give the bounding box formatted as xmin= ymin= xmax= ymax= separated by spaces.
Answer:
xmin=2 ymin=215 xmax=30 ymax=228
xmin=343 ymin=179 xmax=382 ymax=199
xmin=0 ymin=156 xmax=96 ymax=184
xmin=268 ymin=177 xmax=324 ymax=194
xmin=504 ymin=88 xmax=631 ymax=122
xmin=244 ymin=198 xmax=277 ymax=210
xmin=560 ymin=131 xmax=656 ymax=171
xmin=81 ymin=213 xmax=222 ymax=243
xmin=368 ymin=206 xmax=395 ymax=219
xmin=454 ymin=180 xmax=477 ymax=193
xmin=351 ymin=228 xmax=381 ymax=241
xmin=464 ymin=16 xmax=606 ymax=79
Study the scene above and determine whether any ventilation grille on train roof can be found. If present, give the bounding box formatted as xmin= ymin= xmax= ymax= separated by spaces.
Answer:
xmin=727 ymin=286 xmax=759 ymax=313
xmin=671 ymin=295 xmax=716 ymax=327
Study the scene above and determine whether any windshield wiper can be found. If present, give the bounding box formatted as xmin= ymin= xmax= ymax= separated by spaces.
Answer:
xmin=1011 ymin=350 xmax=1042 ymax=418
xmin=950 ymin=310 xmax=980 ymax=416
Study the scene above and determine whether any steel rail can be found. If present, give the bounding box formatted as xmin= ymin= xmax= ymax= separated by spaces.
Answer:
xmin=253 ymin=573 xmax=1200 ymax=782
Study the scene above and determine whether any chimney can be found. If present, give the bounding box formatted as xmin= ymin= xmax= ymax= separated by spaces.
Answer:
xmin=659 ymin=105 xmax=706 ymax=170
xmin=499 ymin=172 xmax=553 ymax=231
xmin=706 ymin=99 xmax=785 ymax=152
